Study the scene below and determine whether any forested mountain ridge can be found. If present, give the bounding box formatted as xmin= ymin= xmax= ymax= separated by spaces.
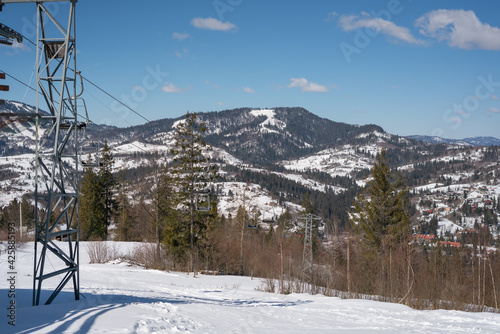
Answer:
xmin=1 ymin=101 xmax=499 ymax=228
xmin=86 ymin=106 xmax=398 ymax=164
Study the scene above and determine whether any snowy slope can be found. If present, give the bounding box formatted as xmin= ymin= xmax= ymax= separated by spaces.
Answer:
xmin=281 ymin=145 xmax=376 ymax=178
xmin=1 ymin=241 xmax=499 ymax=333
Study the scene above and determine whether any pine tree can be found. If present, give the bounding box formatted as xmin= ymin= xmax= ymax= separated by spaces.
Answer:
xmin=301 ymin=193 xmax=315 ymax=214
xmin=351 ymin=148 xmax=410 ymax=250
xmin=170 ymin=112 xmax=216 ymax=272
xmin=21 ymin=196 xmax=35 ymax=229
xmin=98 ymin=140 xmax=116 ymax=236
xmin=115 ymin=189 xmax=135 ymax=241
xmin=79 ymin=168 xmax=107 ymax=240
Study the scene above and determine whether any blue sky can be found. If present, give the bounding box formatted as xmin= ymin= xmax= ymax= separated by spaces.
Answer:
xmin=1 ymin=0 xmax=500 ymax=139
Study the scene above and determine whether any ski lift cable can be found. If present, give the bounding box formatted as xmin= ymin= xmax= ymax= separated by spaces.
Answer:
xmin=0 ymin=70 xmax=89 ymax=122
xmin=80 ymin=75 xmax=151 ymax=123
xmin=0 ymin=70 xmax=155 ymax=157
xmin=1 ymin=38 xmax=165 ymax=160
xmin=10 ymin=30 xmax=152 ymax=125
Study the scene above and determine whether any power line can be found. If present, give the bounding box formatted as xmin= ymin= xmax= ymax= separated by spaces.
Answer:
xmin=14 ymin=30 xmax=152 ymax=124
xmin=0 ymin=70 xmax=35 ymax=93
xmin=3 ymin=31 xmax=155 ymax=155
xmin=0 ymin=69 xmax=89 ymax=122
xmin=1 ymin=69 xmax=153 ymax=155
xmin=81 ymin=76 xmax=151 ymax=123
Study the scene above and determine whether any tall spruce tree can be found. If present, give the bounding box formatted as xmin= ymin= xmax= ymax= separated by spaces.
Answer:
xmin=98 ymin=140 xmax=116 ymax=235
xmin=79 ymin=168 xmax=107 ymax=240
xmin=79 ymin=142 xmax=116 ymax=240
xmin=351 ymin=148 xmax=410 ymax=249
xmin=170 ymin=112 xmax=216 ymax=272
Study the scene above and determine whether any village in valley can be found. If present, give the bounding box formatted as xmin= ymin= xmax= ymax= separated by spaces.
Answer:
xmin=413 ymin=182 xmax=499 ymax=250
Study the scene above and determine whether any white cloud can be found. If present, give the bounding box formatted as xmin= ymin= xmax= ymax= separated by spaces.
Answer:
xmin=339 ymin=13 xmax=423 ymax=44
xmin=416 ymin=9 xmax=500 ymax=50
xmin=175 ymin=48 xmax=190 ymax=58
xmin=12 ymin=40 xmax=30 ymax=50
xmin=162 ymin=83 xmax=184 ymax=93
xmin=2 ymin=40 xmax=30 ymax=54
xmin=243 ymin=86 xmax=255 ymax=93
xmin=491 ymin=95 xmax=499 ymax=100
xmin=191 ymin=17 xmax=237 ymax=31
xmin=172 ymin=32 xmax=190 ymax=40
xmin=217 ymin=102 xmax=225 ymax=106
xmin=489 ymin=107 xmax=500 ymax=113
xmin=288 ymin=78 xmax=329 ymax=93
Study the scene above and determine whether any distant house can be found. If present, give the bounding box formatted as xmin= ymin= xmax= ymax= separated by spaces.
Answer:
xmin=413 ymin=234 xmax=435 ymax=245
xmin=438 ymin=241 xmax=461 ymax=248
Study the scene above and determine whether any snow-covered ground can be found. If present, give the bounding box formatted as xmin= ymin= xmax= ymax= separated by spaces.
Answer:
xmin=282 ymin=145 xmax=375 ymax=178
xmin=217 ymin=182 xmax=301 ymax=223
xmin=1 ymin=241 xmax=499 ymax=333
xmin=436 ymin=218 xmax=464 ymax=237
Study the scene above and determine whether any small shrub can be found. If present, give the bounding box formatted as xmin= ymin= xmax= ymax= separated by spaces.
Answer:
xmin=87 ymin=241 xmax=120 ymax=264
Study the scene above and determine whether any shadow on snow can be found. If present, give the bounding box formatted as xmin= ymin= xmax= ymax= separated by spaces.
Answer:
xmin=1 ymin=287 xmax=311 ymax=333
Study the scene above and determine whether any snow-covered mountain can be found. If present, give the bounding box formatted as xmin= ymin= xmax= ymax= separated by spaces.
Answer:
xmin=1 ymin=102 xmax=499 ymax=227
xmin=407 ymin=135 xmax=500 ymax=147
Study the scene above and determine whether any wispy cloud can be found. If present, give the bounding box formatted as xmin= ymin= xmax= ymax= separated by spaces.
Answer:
xmin=162 ymin=82 xmax=184 ymax=93
xmin=489 ymin=107 xmax=500 ymax=113
xmin=491 ymin=95 xmax=499 ymax=100
xmin=339 ymin=13 xmax=423 ymax=44
xmin=288 ymin=78 xmax=328 ymax=92
xmin=191 ymin=17 xmax=237 ymax=31
xmin=416 ymin=9 xmax=500 ymax=50
xmin=326 ymin=12 xmax=339 ymax=22
xmin=172 ymin=32 xmax=190 ymax=41
xmin=205 ymin=80 xmax=220 ymax=89
xmin=175 ymin=48 xmax=191 ymax=58
xmin=243 ymin=86 xmax=256 ymax=93
xmin=3 ymin=40 xmax=30 ymax=54
xmin=217 ymin=101 xmax=225 ymax=106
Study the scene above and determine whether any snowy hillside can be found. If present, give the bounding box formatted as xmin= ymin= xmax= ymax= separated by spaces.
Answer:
xmin=1 ymin=241 xmax=499 ymax=333
xmin=281 ymin=145 xmax=377 ymax=178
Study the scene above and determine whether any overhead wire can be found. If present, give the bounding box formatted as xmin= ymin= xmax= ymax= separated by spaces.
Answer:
xmin=0 ymin=69 xmax=90 ymax=122
xmin=20 ymin=31 xmax=151 ymax=123
xmin=3 ymin=31 xmax=159 ymax=156
xmin=13 ymin=30 xmax=152 ymax=124
xmin=81 ymin=76 xmax=151 ymax=123
xmin=1 ymin=70 xmax=154 ymax=156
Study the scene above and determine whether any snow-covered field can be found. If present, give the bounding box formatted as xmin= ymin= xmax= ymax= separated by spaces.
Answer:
xmin=1 ymin=241 xmax=499 ymax=333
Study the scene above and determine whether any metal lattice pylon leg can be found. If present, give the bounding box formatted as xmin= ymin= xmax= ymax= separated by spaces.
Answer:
xmin=33 ymin=1 xmax=80 ymax=306
xmin=298 ymin=213 xmax=323 ymax=284
xmin=302 ymin=216 xmax=313 ymax=282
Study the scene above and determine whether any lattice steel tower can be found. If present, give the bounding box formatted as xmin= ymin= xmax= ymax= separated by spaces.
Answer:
xmin=297 ymin=213 xmax=323 ymax=283
xmin=1 ymin=0 xmax=82 ymax=305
